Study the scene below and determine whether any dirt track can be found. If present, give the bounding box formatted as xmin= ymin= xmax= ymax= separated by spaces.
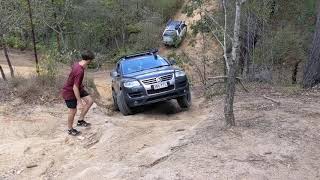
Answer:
xmin=1 ymin=0 xmax=320 ymax=177
xmin=1 ymin=50 xmax=320 ymax=180
xmin=0 ymin=49 xmax=210 ymax=179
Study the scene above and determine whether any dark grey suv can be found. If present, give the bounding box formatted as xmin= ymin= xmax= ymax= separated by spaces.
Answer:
xmin=110 ymin=49 xmax=191 ymax=115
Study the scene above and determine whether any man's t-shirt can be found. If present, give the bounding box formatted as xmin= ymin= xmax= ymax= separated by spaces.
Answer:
xmin=62 ymin=62 xmax=85 ymax=100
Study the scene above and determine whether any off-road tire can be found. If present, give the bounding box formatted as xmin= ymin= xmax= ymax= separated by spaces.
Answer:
xmin=117 ymin=91 xmax=133 ymax=116
xmin=112 ymin=90 xmax=119 ymax=111
xmin=177 ymin=91 xmax=192 ymax=109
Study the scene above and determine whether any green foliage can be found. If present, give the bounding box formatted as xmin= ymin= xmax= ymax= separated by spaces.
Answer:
xmin=167 ymin=52 xmax=189 ymax=66
xmin=126 ymin=24 xmax=143 ymax=34
xmin=39 ymin=51 xmax=59 ymax=82
xmin=143 ymin=0 xmax=184 ymax=22
xmin=4 ymin=36 xmax=26 ymax=50
xmin=253 ymin=26 xmax=307 ymax=65
xmin=182 ymin=4 xmax=195 ymax=17
xmin=111 ymin=48 xmax=136 ymax=63
xmin=190 ymin=18 xmax=211 ymax=36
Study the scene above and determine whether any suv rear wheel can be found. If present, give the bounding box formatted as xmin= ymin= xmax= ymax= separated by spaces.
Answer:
xmin=117 ymin=91 xmax=133 ymax=116
xmin=177 ymin=91 xmax=191 ymax=109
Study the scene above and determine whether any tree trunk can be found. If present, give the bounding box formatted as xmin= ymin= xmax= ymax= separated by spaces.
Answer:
xmin=222 ymin=0 xmax=229 ymax=74
xmin=303 ymin=5 xmax=320 ymax=88
xmin=27 ymin=0 xmax=40 ymax=75
xmin=224 ymin=0 xmax=245 ymax=126
xmin=2 ymin=34 xmax=14 ymax=77
xmin=292 ymin=61 xmax=300 ymax=84
xmin=52 ymin=0 xmax=61 ymax=51
xmin=0 ymin=65 xmax=6 ymax=81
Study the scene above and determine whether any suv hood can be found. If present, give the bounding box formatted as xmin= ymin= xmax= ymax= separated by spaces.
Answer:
xmin=123 ymin=66 xmax=176 ymax=80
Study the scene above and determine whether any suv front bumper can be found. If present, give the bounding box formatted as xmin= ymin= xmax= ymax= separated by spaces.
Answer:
xmin=124 ymin=79 xmax=190 ymax=107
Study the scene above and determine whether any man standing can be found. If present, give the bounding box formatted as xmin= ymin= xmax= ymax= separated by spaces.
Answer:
xmin=62 ymin=50 xmax=95 ymax=136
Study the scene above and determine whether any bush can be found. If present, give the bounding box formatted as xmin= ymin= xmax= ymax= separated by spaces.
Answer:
xmin=253 ymin=26 xmax=307 ymax=65
xmin=0 ymin=74 xmax=64 ymax=104
xmin=39 ymin=52 xmax=59 ymax=82
xmin=4 ymin=36 xmax=26 ymax=50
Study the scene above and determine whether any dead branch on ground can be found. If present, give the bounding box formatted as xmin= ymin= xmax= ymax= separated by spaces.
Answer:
xmin=207 ymin=76 xmax=249 ymax=93
xmin=263 ymin=95 xmax=281 ymax=105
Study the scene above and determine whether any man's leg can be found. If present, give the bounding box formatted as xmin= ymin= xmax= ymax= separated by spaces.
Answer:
xmin=68 ymin=108 xmax=77 ymax=129
xmin=79 ymin=95 xmax=94 ymax=121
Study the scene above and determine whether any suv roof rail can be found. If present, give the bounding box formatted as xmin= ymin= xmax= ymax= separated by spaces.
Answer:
xmin=122 ymin=49 xmax=159 ymax=60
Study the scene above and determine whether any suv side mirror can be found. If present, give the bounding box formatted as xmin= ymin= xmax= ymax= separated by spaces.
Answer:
xmin=110 ymin=71 xmax=119 ymax=77
xmin=170 ymin=59 xmax=177 ymax=65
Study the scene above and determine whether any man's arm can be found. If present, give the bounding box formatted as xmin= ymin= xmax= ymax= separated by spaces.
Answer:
xmin=73 ymin=71 xmax=84 ymax=108
xmin=73 ymin=84 xmax=82 ymax=101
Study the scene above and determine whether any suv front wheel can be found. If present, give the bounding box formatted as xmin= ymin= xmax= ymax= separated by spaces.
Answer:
xmin=117 ymin=91 xmax=133 ymax=116
xmin=112 ymin=90 xmax=119 ymax=111
xmin=177 ymin=91 xmax=192 ymax=109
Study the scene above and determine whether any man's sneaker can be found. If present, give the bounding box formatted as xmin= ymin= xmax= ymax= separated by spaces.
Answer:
xmin=68 ymin=128 xmax=81 ymax=136
xmin=77 ymin=120 xmax=91 ymax=127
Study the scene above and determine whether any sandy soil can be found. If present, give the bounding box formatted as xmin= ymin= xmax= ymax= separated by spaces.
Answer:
xmin=1 ymin=48 xmax=320 ymax=180
xmin=1 ymin=54 xmax=320 ymax=180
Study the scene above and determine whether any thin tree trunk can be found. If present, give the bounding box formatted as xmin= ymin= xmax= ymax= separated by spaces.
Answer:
xmin=52 ymin=0 xmax=61 ymax=51
xmin=303 ymin=4 xmax=320 ymax=88
xmin=224 ymin=0 xmax=245 ymax=126
xmin=2 ymin=34 xmax=14 ymax=77
xmin=27 ymin=0 xmax=40 ymax=75
xmin=292 ymin=61 xmax=300 ymax=84
xmin=114 ymin=37 xmax=120 ymax=51
xmin=0 ymin=65 xmax=7 ymax=81
xmin=222 ymin=0 xmax=229 ymax=74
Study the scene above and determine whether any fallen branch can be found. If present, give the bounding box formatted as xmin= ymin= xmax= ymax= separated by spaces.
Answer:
xmin=207 ymin=76 xmax=249 ymax=93
xmin=263 ymin=95 xmax=281 ymax=105
xmin=140 ymin=154 xmax=170 ymax=168
xmin=205 ymin=80 xmax=225 ymax=90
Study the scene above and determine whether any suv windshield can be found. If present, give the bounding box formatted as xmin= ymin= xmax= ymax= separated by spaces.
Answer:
xmin=121 ymin=55 xmax=169 ymax=75
xmin=163 ymin=30 xmax=176 ymax=37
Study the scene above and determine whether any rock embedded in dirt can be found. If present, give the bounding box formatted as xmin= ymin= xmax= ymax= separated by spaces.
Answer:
xmin=16 ymin=169 xmax=24 ymax=175
xmin=26 ymin=164 xmax=38 ymax=168
xmin=176 ymin=129 xmax=185 ymax=132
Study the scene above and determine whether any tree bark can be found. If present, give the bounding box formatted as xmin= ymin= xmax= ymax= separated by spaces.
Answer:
xmin=27 ymin=0 xmax=40 ymax=75
xmin=2 ymin=34 xmax=14 ymax=77
xmin=224 ymin=0 xmax=245 ymax=126
xmin=303 ymin=5 xmax=320 ymax=88
xmin=222 ymin=0 xmax=229 ymax=74
xmin=0 ymin=65 xmax=7 ymax=81
xmin=292 ymin=61 xmax=300 ymax=84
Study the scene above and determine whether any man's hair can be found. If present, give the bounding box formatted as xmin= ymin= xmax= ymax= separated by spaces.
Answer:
xmin=81 ymin=50 xmax=95 ymax=60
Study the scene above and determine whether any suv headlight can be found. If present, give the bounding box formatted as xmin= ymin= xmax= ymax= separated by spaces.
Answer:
xmin=175 ymin=70 xmax=186 ymax=77
xmin=123 ymin=80 xmax=141 ymax=88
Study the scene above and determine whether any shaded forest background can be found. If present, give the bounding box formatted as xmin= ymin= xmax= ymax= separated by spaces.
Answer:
xmin=188 ymin=0 xmax=318 ymax=85
xmin=1 ymin=0 xmax=183 ymax=64
xmin=0 ymin=0 xmax=319 ymax=86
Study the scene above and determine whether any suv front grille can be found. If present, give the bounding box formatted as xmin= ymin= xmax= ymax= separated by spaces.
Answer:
xmin=142 ymin=74 xmax=173 ymax=85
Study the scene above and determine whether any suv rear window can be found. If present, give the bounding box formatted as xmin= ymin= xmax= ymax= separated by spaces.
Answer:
xmin=121 ymin=55 xmax=169 ymax=75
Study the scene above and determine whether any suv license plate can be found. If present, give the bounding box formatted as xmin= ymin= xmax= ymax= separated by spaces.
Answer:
xmin=154 ymin=82 xmax=168 ymax=90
